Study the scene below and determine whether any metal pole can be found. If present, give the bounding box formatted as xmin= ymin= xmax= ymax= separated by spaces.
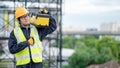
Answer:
xmin=25 ymin=0 xmax=27 ymax=8
xmin=13 ymin=1 xmax=16 ymax=68
xmin=59 ymin=0 xmax=62 ymax=68
xmin=14 ymin=0 xmax=15 ymax=28
xmin=48 ymin=39 xmax=51 ymax=68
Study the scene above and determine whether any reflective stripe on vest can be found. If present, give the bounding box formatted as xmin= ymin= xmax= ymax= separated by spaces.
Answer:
xmin=14 ymin=25 xmax=42 ymax=66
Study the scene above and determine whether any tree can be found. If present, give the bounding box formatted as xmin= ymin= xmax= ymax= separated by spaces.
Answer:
xmin=62 ymin=36 xmax=78 ymax=48
xmin=97 ymin=47 xmax=113 ymax=64
xmin=67 ymin=36 xmax=120 ymax=68
xmin=97 ymin=36 xmax=120 ymax=61
xmin=69 ymin=46 xmax=90 ymax=68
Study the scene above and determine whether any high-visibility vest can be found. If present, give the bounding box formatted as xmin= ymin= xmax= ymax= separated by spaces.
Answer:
xmin=14 ymin=25 xmax=42 ymax=66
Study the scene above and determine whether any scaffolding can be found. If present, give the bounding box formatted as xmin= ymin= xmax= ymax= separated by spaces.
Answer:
xmin=0 ymin=0 xmax=62 ymax=68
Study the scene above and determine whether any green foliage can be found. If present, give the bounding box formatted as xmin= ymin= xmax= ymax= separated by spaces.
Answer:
xmin=62 ymin=35 xmax=120 ymax=68
xmin=97 ymin=47 xmax=113 ymax=64
xmin=97 ymin=36 xmax=119 ymax=60
xmin=62 ymin=36 xmax=98 ymax=49
xmin=69 ymin=46 xmax=113 ymax=68
xmin=87 ymin=47 xmax=99 ymax=64
xmin=62 ymin=65 xmax=70 ymax=68
xmin=62 ymin=36 xmax=78 ymax=48
xmin=69 ymin=48 xmax=90 ymax=68
xmin=78 ymin=36 xmax=98 ymax=47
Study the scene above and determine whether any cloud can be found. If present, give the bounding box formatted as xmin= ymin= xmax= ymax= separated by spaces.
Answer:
xmin=64 ymin=0 xmax=120 ymax=14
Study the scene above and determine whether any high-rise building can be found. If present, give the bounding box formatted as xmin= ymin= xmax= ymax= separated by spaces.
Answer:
xmin=100 ymin=22 xmax=119 ymax=32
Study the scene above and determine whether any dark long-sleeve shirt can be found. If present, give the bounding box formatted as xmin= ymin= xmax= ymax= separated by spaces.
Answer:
xmin=8 ymin=15 xmax=57 ymax=54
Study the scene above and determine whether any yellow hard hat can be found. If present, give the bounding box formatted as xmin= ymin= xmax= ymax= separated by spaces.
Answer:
xmin=15 ymin=7 xmax=29 ymax=19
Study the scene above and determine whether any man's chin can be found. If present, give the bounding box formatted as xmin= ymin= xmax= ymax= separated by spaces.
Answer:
xmin=23 ymin=23 xmax=30 ymax=26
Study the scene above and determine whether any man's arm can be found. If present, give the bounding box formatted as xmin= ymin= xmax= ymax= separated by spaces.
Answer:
xmin=8 ymin=31 xmax=29 ymax=54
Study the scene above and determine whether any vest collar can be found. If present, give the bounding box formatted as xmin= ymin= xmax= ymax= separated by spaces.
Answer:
xmin=20 ymin=24 xmax=34 ymax=29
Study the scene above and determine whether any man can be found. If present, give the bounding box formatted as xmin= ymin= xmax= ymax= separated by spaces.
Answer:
xmin=8 ymin=7 xmax=57 ymax=68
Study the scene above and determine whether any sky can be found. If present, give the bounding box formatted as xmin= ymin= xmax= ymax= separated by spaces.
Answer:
xmin=63 ymin=0 xmax=120 ymax=29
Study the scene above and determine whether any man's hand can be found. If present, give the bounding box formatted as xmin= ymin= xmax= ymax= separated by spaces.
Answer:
xmin=38 ymin=9 xmax=49 ymax=14
xmin=30 ymin=16 xmax=36 ymax=24
xmin=28 ymin=37 xmax=34 ymax=45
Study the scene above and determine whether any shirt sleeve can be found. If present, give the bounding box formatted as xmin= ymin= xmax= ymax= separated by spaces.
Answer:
xmin=8 ymin=31 xmax=29 ymax=54
xmin=37 ymin=15 xmax=57 ymax=41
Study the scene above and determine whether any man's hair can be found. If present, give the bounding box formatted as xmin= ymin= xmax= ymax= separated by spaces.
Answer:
xmin=18 ymin=17 xmax=20 ymax=22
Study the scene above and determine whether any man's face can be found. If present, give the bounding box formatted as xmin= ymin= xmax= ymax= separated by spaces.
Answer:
xmin=20 ymin=14 xmax=30 ymax=26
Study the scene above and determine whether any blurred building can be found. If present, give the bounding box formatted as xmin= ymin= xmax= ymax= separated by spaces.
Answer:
xmin=62 ymin=26 xmax=84 ymax=32
xmin=100 ymin=22 xmax=119 ymax=32
xmin=117 ymin=26 xmax=120 ymax=32
xmin=86 ymin=28 xmax=98 ymax=31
